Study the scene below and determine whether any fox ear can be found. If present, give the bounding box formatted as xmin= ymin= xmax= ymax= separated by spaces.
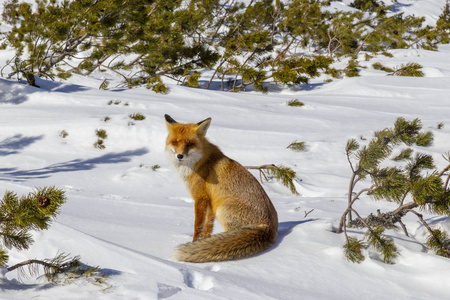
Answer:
xmin=165 ymin=114 xmax=177 ymax=124
xmin=196 ymin=117 xmax=212 ymax=137
xmin=165 ymin=114 xmax=177 ymax=130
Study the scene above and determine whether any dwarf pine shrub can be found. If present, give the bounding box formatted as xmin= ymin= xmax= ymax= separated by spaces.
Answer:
xmin=338 ymin=118 xmax=450 ymax=263
xmin=94 ymin=129 xmax=107 ymax=149
xmin=129 ymin=113 xmax=146 ymax=121
xmin=246 ymin=164 xmax=298 ymax=195
xmin=0 ymin=187 xmax=66 ymax=267
xmin=287 ymin=141 xmax=307 ymax=152
xmin=286 ymin=99 xmax=305 ymax=107
xmin=3 ymin=0 xmax=447 ymax=90
xmin=390 ymin=62 xmax=424 ymax=77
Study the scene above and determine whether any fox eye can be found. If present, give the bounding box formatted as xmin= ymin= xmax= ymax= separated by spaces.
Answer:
xmin=187 ymin=142 xmax=194 ymax=147
xmin=172 ymin=141 xmax=178 ymax=146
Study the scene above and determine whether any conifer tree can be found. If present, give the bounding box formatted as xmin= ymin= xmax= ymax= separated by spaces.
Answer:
xmin=0 ymin=186 xmax=66 ymax=267
xmin=435 ymin=0 xmax=450 ymax=45
xmin=0 ymin=187 xmax=107 ymax=285
xmin=0 ymin=0 xmax=220 ymax=89
xmin=338 ymin=118 xmax=450 ymax=263
xmin=349 ymin=0 xmax=380 ymax=12
xmin=1 ymin=0 xmax=449 ymax=90
xmin=0 ymin=187 xmax=65 ymax=267
xmin=441 ymin=0 xmax=450 ymax=24
xmin=1 ymin=0 xmax=133 ymax=82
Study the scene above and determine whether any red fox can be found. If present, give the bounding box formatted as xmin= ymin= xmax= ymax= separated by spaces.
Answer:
xmin=164 ymin=114 xmax=278 ymax=262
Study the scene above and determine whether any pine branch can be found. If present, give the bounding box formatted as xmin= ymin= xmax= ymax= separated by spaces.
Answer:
xmin=339 ymin=118 xmax=450 ymax=263
xmin=7 ymin=259 xmax=58 ymax=273
xmin=405 ymin=209 xmax=450 ymax=257
xmin=344 ymin=236 xmax=366 ymax=263
xmin=6 ymin=253 xmax=81 ymax=282
xmin=0 ymin=248 xmax=9 ymax=267
xmin=353 ymin=208 xmax=398 ymax=264
xmin=0 ymin=187 xmax=66 ymax=267
xmin=337 ymin=184 xmax=376 ymax=234
xmin=245 ymin=164 xmax=298 ymax=194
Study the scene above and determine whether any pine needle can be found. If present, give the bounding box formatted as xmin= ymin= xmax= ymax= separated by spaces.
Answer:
xmin=267 ymin=165 xmax=298 ymax=195
xmin=344 ymin=237 xmax=366 ymax=263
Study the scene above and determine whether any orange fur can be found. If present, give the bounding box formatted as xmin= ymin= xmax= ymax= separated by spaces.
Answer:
xmin=165 ymin=114 xmax=278 ymax=262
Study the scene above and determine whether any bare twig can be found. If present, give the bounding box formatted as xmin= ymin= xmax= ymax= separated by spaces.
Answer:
xmin=398 ymin=220 xmax=409 ymax=237
xmin=304 ymin=209 xmax=314 ymax=218
xmin=337 ymin=184 xmax=376 ymax=234
xmin=7 ymin=259 xmax=54 ymax=273
xmin=246 ymin=164 xmax=276 ymax=183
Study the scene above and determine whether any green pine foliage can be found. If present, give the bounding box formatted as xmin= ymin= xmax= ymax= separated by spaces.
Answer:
xmin=390 ymin=63 xmax=425 ymax=77
xmin=59 ymin=130 xmax=69 ymax=139
xmin=416 ymin=131 xmax=434 ymax=146
xmin=287 ymin=141 xmax=307 ymax=152
xmin=365 ymin=226 xmax=399 ymax=264
xmin=373 ymin=62 xmax=394 ymax=73
xmin=267 ymin=165 xmax=298 ymax=195
xmin=249 ymin=164 xmax=298 ymax=195
xmin=338 ymin=118 xmax=450 ymax=263
xmin=99 ymin=79 xmax=109 ymax=90
xmin=147 ymin=76 xmax=169 ymax=94
xmin=344 ymin=237 xmax=366 ymax=263
xmin=185 ymin=71 xmax=201 ymax=88
xmin=39 ymin=253 xmax=109 ymax=287
xmin=440 ymin=0 xmax=450 ymax=24
xmin=344 ymin=59 xmax=360 ymax=77
xmin=286 ymin=99 xmax=304 ymax=107
xmin=393 ymin=148 xmax=413 ymax=161
xmin=94 ymin=129 xmax=107 ymax=149
xmin=350 ymin=0 xmax=380 ymax=12
xmin=0 ymin=187 xmax=66 ymax=267
xmin=129 ymin=113 xmax=146 ymax=121
xmin=3 ymin=0 xmax=447 ymax=90
xmin=0 ymin=188 xmax=108 ymax=287
xmin=95 ymin=129 xmax=107 ymax=140
xmin=426 ymin=229 xmax=450 ymax=257
xmin=373 ymin=62 xmax=424 ymax=76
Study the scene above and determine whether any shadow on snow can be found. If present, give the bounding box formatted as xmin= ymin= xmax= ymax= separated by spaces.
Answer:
xmin=0 ymin=77 xmax=91 ymax=105
xmin=269 ymin=219 xmax=315 ymax=252
xmin=0 ymin=78 xmax=39 ymax=105
xmin=1 ymin=263 xmax=121 ymax=292
xmin=0 ymin=134 xmax=44 ymax=156
xmin=0 ymin=148 xmax=148 ymax=182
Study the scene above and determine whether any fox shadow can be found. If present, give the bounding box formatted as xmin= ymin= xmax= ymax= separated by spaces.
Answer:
xmin=272 ymin=219 xmax=315 ymax=249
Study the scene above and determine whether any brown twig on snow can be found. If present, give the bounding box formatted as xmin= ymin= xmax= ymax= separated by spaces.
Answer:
xmin=245 ymin=164 xmax=276 ymax=183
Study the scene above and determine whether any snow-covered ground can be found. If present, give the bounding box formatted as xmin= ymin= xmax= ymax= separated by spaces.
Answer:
xmin=1 ymin=1 xmax=450 ymax=299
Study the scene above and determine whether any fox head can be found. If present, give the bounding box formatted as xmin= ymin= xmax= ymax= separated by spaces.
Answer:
xmin=164 ymin=114 xmax=211 ymax=167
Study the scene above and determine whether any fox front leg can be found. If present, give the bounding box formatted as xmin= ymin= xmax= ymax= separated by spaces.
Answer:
xmin=193 ymin=199 xmax=208 ymax=241
xmin=202 ymin=206 xmax=215 ymax=238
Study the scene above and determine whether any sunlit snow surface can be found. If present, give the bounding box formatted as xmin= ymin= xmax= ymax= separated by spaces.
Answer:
xmin=0 ymin=0 xmax=450 ymax=299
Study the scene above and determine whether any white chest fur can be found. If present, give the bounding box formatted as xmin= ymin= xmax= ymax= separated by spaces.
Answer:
xmin=165 ymin=148 xmax=203 ymax=188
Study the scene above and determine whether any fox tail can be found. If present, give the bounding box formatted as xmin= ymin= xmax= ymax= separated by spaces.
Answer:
xmin=175 ymin=225 xmax=276 ymax=263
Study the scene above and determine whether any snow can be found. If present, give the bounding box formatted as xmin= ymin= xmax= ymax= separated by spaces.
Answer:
xmin=1 ymin=1 xmax=450 ymax=299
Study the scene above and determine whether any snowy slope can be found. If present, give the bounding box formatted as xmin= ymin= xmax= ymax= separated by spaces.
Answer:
xmin=1 ymin=1 xmax=450 ymax=299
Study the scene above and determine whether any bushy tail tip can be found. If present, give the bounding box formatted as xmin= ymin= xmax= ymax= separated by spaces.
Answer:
xmin=175 ymin=226 xmax=276 ymax=263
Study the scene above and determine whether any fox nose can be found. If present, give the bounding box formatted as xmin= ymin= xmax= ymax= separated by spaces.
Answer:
xmin=177 ymin=154 xmax=184 ymax=160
